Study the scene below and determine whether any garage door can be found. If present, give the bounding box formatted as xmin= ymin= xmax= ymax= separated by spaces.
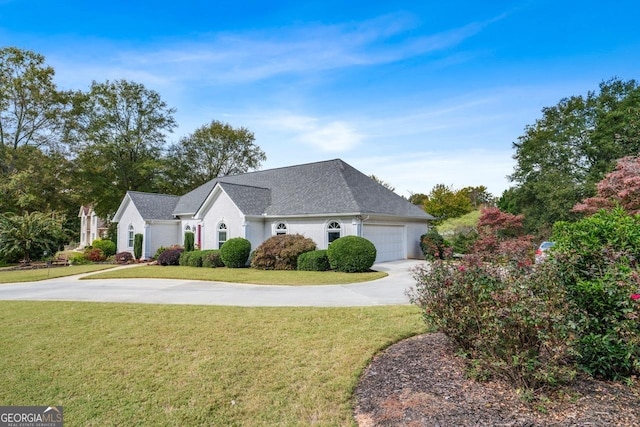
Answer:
xmin=363 ymin=225 xmax=405 ymax=262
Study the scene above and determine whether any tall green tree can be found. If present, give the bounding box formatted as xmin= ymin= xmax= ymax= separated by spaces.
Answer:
xmin=0 ymin=211 xmax=65 ymax=263
xmin=502 ymin=78 xmax=640 ymax=233
xmin=369 ymin=174 xmax=396 ymax=193
xmin=423 ymin=184 xmax=473 ymax=223
xmin=163 ymin=120 xmax=265 ymax=194
xmin=0 ymin=47 xmax=69 ymax=153
xmin=67 ymin=80 xmax=177 ymax=217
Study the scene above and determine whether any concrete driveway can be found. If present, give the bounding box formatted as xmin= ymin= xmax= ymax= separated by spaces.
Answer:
xmin=0 ymin=260 xmax=425 ymax=307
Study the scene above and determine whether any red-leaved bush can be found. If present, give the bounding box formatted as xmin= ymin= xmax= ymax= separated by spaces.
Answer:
xmin=573 ymin=156 xmax=640 ymax=215
xmin=471 ymin=207 xmax=533 ymax=264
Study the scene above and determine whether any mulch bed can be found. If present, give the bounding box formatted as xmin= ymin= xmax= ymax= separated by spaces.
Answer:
xmin=354 ymin=333 xmax=640 ymax=426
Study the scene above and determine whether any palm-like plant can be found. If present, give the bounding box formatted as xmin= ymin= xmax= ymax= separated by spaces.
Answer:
xmin=0 ymin=211 xmax=64 ymax=263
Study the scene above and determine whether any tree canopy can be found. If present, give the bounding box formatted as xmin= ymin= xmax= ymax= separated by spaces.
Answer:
xmin=163 ymin=120 xmax=266 ymax=194
xmin=501 ymin=78 xmax=640 ymax=233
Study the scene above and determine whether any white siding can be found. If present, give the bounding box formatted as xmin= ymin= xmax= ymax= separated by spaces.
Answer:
xmin=200 ymin=191 xmax=245 ymax=250
xmin=406 ymin=222 xmax=429 ymax=259
xmin=146 ymin=222 xmax=181 ymax=259
xmin=116 ymin=200 xmax=145 ymax=255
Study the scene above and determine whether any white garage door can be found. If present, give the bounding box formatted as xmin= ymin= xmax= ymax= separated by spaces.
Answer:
xmin=363 ymin=225 xmax=405 ymax=262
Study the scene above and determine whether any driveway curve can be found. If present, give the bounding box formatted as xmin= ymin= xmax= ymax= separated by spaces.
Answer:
xmin=0 ymin=260 xmax=425 ymax=307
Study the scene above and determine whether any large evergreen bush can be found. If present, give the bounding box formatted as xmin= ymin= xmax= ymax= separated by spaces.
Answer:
xmin=184 ymin=232 xmax=195 ymax=252
xmin=133 ymin=233 xmax=143 ymax=260
xmin=92 ymin=239 xmax=116 ymax=257
xmin=327 ymin=236 xmax=376 ymax=273
xmin=220 ymin=237 xmax=251 ymax=268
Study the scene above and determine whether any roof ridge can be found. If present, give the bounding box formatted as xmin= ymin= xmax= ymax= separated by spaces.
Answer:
xmin=217 ymin=181 xmax=270 ymax=191
xmin=128 ymin=190 xmax=179 ymax=198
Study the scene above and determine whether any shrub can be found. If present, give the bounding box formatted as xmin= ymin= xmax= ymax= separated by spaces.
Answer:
xmin=92 ymin=239 xmax=116 ymax=257
xmin=251 ymin=234 xmax=317 ymax=270
xmin=220 ymin=237 xmax=251 ymax=268
xmin=552 ymin=207 xmax=640 ymax=379
xmin=114 ymin=251 xmax=134 ymax=264
xmin=409 ymin=256 xmax=575 ymax=390
xmin=184 ymin=232 xmax=195 ymax=252
xmin=157 ymin=247 xmax=183 ymax=266
xmin=153 ymin=246 xmax=167 ymax=260
xmin=201 ymin=250 xmax=224 ymax=268
xmin=134 ymin=233 xmax=143 ymax=260
xmin=69 ymin=252 xmax=91 ymax=265
xmin=84 ymin=247 xmax=106 ymax=262
xmin=419 ymin=229 xmax=452 ymax=260
xmin=327 ymin=236 xmax=376 ymax=273
xmin=179 ymin=251 xmax=190 ymax=266
xmin=297 ymin=250 xmax=330 ymax=271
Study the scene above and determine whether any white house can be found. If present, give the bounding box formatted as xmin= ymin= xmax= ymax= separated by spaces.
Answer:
xmin=112 ymin=159 xmax=434 ymax=262
xmin=78 ymin=205 xmax=108 ymax=247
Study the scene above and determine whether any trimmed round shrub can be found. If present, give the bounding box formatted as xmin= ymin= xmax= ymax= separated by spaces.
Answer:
xmin=297 ymin=250 xmax=330 ymax=271
xmin=115 ymin=251 xmax=134 ymax=264
xmin=220 ymin=237 xmax=251 ymax=268
xmin=158 ymin=247 xmax=184 ymax=266
xmin=179 ymin=251 xmax=192 ymax=266
xmin=187 ymin=251 xmax=203 ymax=267
xmin=201 ymin=250 xmax=224 ymax=268
xmin=92 ymin=239 xmax=116 ymax=257
xmin=251 ymin=234 xmax=317 ymax=270
xmin=327 ymin=236 xmax=376 ymax=273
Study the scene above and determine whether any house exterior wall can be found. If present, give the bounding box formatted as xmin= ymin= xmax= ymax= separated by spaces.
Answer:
xmin=256 ymin=216 xmax=357 ymax=249
xmin=145 ymin=222 xmax=181 ymax=259
xmin=200 ymin=192 xmax=245 ymax=250
xmin=406 ymin=222 xmax=429 ymax=259
xmin=116 ymin=200 xmax=145 ymax=255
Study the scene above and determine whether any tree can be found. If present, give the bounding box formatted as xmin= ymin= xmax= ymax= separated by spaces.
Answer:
xmin=163 ymin=120 xmax=265 ymax=194
xmin=423 ymin=184 xmax=473 ymax=223
xmin=0 ymin=47 xmax=69 ymax=153
xmin=133 ymin=233 xmax=143 ymax=260
xmin=67 ymin=80 xmax=177 ymax=217
xmin=408 ymin=192 xmax=428 ymax=206
xmin=460 ymin=186 xmax=495 ymax=208
xmin=573 ymin=156 xmax=640 ymax=215
xmin=503 ymin=78 xmax=640 ymax=233
xmin=0 ymin=211 xmax=65 ymax=263
xmin=369 ymin=174 xmax=396 ymax=192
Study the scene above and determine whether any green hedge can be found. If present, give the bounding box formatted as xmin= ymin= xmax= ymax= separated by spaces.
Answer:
xmin=297 ymin=250 xmax=330 ymax=271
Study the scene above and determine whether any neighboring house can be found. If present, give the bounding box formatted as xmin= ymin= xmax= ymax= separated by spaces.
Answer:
xmin=112 ymin=159 xmax=434 ymax=262
xmin=78 ymin=205 xmax=109 ymax=247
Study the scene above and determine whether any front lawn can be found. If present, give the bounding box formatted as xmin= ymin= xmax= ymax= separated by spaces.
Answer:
xmin=85 ymin=265 xmax=387 ymax=285
xmin=0 ymin=301 xmax=425 ymax=426
xmin=0 ymin=264 xmax=116 ymax=284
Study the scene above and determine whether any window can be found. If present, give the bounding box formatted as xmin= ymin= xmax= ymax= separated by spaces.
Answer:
xmin=218 ymin=222 xmax=227 ymax=249
xmin=185 ymin=225 xmax=191 ymax=232
xmin=274 ymin=222 xmax=288 ymax=236
xmin=327 ymin=221 xmax=341 ymax=244
xmin=128 ymin=224 xmax=134 ymax=247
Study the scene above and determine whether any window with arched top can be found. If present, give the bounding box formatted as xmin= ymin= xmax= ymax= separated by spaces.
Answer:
xmin=128 ymin=224 xmax=135 ymax=247
xmin=327 ymin=221 xmax=341 ymax=244
xmin=217 ymin=222 xmax=228 ymax=249
xmin=275 ymin=222 xmax=288 ymax=236
xmin=185 ymin=225 xmax=191 ymax=232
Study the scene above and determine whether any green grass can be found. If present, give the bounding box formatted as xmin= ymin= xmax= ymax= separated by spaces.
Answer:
xmin=85 ymin=265 xmax=388 ymax=285
xmin=0 ymin=264 xmax=116 ymax=283
xmin=0 ymin=301 xmax=426 ymax=426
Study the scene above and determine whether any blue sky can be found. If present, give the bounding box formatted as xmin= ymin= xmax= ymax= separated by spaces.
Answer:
xmin=1 ymin=1 xmax=639 ymax=198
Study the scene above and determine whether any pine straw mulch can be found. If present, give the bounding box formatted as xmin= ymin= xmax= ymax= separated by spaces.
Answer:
xmin=354 ymin=333 xmax=640 ymax=427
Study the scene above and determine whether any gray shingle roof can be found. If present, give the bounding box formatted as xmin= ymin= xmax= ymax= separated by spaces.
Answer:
xmin=128 ymin=191 xmax=180 ymax=221
xmin=175 ymin=159 xmax=433 ymax=220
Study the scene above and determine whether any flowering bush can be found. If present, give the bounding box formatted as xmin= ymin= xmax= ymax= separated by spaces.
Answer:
xmin=408 ymin=256 xmax=575 ymax=390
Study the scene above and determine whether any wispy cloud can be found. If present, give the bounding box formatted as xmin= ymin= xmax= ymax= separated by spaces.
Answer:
xmin=50 ymin=11 xmax=498 ymax=89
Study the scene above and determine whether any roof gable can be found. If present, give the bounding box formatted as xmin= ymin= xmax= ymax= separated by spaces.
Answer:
xmin=114 ymin=191 xmax=180 ymax=222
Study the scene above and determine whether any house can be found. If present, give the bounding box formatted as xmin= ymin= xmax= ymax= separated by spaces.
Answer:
xmin=112 ymin=159 xmax=434 ymax=262
xmin=78 ymin=205 xmax=109 ymax=247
